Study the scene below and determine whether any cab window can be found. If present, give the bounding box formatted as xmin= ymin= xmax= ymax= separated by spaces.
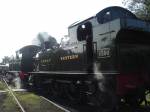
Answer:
xmin=77 ymin=22 xmax=92 ymax=41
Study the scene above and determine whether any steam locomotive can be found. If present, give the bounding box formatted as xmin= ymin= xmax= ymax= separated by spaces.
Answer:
xmin=10 ymin=6 xmax=150 ymax=112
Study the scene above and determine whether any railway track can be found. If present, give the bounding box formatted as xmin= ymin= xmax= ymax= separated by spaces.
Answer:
xmin=1 ymin=74 xmax=96 ymax=112
xmin=2 ymin=75 xmax=150 ymax=112
xmin=3 ymin=75 xmax=150 ymax=112
xmin=2 ymin=78 xmax=26 ymax=112
xmin=1 ymin=76 xmax=71 ymax=112
xmin=39 ymin=89 xmax=150 ymax=112
xmin=40 ymin=92 xmax=97 ymax=112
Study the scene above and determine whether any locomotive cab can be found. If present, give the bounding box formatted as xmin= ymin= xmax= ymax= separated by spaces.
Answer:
xmin=68 ymin=6 xmax=150 ymax=109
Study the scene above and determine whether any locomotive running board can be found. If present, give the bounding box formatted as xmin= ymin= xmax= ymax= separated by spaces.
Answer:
xmin=29 ymin=71 xmax=119 ymax=75
xmin=29 ymin=71 xmax=89 ymax=79
xmin=28 ymin=71 xmax=119 ymax=79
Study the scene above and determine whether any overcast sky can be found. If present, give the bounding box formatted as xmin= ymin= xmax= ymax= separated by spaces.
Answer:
xmin=0 ymin=0 xmax=123 ymax=61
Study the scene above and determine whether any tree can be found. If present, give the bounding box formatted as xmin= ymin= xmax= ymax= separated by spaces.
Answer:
xmin=2 ymin=56 xmax=11 ymax=64
xmin=123 ymin=0 xmax=150 ymax=20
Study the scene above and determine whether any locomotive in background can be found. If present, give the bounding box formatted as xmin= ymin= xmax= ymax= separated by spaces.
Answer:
xmin=9 ymin=6 xmax=150 ymax=112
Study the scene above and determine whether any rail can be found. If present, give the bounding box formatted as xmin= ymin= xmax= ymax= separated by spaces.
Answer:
xmin=40 ymin=96 xmax=71 ymax=112
xmin=2 ymin=78 xmax=26 ymax=112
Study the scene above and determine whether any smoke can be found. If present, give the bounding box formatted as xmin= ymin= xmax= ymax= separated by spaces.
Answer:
xmin=13 ymin=72 xmax=21 ymax=89
xmin=93 ymin=62 xmax=105 ymax=92
xmin=32 ymin=38 xmax=41 ymax=46
xmin=32 ymin=32 xmax=58 ymax=50
xmin=32 ymin=32 xmax=50 ymax=46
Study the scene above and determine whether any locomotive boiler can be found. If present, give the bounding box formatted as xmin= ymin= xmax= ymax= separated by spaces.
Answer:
xmin=14 ymin=6 xmax=150 ymax=112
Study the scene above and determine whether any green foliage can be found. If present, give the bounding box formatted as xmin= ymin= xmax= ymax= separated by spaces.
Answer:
xmin=123 ymin=0 xmax=150 ymax=20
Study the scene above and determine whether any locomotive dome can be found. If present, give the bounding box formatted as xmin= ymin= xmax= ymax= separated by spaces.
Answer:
xmin=96 ymin=6 xmax=137 ymax=24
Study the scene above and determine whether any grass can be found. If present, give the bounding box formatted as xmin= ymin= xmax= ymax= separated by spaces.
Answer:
xmin=0 ymin=81 xmax=21 ymax=112
xmin=0 ymin=93 xmax=20 ymax=112
xmin=0 ymin=80 xmax=65 ymax=112
xmin=16 ymin=92 xmax=65 ymax=112
xmin=0 ymin=81 xmax=7 ymax=90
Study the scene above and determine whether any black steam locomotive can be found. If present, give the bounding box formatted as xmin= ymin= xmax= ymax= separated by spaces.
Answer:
xmin=10 ymin=6 xmax=150 ymax=112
